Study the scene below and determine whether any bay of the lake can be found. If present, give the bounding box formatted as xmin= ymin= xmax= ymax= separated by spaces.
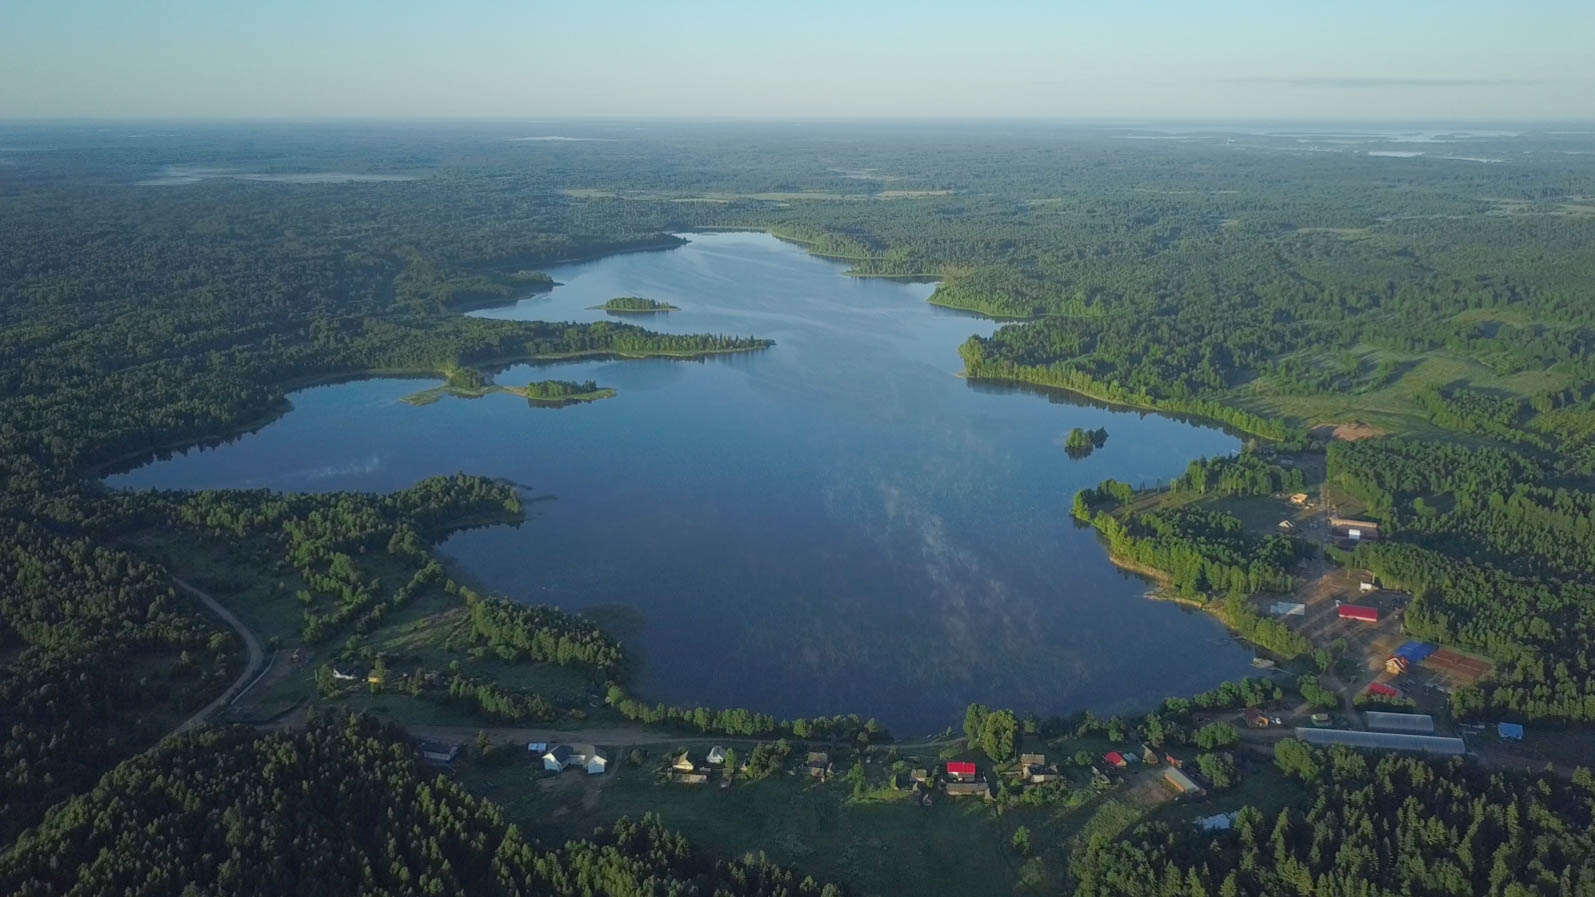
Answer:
xmin=109 ymin=231 xmax=1257 ymax=734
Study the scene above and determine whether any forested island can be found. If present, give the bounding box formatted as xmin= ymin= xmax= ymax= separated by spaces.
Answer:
xmin=3 ymin=121 xmax=1594 ymax=896
xmin=592 ymin=295 xmax=679 ymax=313
xmin=403 ymin=371 xmax=617 ymax=407
xmin=1064 ymin=426 xmax=1108 ymax=459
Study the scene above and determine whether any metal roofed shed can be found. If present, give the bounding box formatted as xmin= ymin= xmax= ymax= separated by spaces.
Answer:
xmin=1269 ymin=601 xmax=1306 ymax=617
xmin=1297 ymin=728 xmax=1465 ymax=755
xmin=1392 ymin=642 xmax=1437 ymax=664
xmin=1337 ymin=603 xmax=1380 ymax=623
xmin=1497 ymin=722 xmax=1524 ymax=740
xmin=1364 ymin=711 xmax=1435 ymax=734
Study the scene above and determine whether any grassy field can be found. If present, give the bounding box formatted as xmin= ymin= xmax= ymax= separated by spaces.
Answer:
xmin=1231 ymin=341 xmax=1578 ymax=436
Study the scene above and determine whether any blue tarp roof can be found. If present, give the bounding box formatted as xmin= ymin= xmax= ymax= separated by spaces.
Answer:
xmin=1498 ymin=722 xmax=1524 ymax=740
xmin=1393 ymin=641 xmax=1437 ymax=663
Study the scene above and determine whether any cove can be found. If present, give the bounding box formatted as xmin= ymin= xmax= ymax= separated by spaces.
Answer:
xmin=108 ymin=231 xmax=1255 ymax=734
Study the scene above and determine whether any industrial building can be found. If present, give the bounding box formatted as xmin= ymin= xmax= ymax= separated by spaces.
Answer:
xmin=1364 ymin=711 xmax=1436 ymax=734
xmin=1297 ymin=728 xmax=1465 ymax=755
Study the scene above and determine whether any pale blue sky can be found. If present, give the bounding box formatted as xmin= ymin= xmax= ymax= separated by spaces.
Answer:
xmin=3 ymin=0 xmax=1591 ymax=119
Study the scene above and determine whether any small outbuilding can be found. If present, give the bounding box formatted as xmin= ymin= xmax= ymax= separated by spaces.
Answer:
xmin=417 ymin=741 xmax=460 ymax=763
xmin=707 ymin=746 xmax=728 ymax=765
xmin=1104 ymin=751 xmax=1127 ymax=768
xmin=1498 ymin=722 xmax=1525 ymax=741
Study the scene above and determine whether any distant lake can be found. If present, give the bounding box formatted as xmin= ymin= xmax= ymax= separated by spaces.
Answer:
xmin=109 ymin=232 xmax=1255 ymax=734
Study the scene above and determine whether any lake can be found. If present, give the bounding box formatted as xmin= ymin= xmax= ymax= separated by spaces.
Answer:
xmin=109 ymin=231 xmax=1255 ymax=734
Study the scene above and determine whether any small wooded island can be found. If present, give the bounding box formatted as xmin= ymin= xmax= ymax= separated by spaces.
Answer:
xmin=403 ymin=369 xmax=616 ymax=408
xmin=1064 ymin=426 xmax=1109 ymax=459
xmin=592 ymin=296 xmax=678 ymax=313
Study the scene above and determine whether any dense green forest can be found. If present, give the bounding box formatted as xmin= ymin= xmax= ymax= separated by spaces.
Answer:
xmin=1075 ymin=743 xmax=1595 ymax=897
xmin=3 ymin=121 xmax=1595 ymax=893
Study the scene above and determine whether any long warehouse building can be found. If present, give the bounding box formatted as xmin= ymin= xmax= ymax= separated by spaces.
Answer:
xmin=1363 ymin=711 xmax=1436 ymax=734
xmin=1297 ymin=728 xmax=1465 ymax=755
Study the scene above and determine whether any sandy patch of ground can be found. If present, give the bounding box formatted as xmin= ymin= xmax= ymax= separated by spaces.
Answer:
xmin=1310 ymin=422 xmax=1384 ymax=441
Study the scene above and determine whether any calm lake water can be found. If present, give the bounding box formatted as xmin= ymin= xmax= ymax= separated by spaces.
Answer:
xmin=110 ymin=231 xmax=1255 ymax=734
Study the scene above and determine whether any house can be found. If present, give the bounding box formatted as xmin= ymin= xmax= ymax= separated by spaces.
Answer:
xmin=946 ymin=761 xmax=977 ymax=781
xmin=1359 ymin=580 xmax=1377 ymax=593
xmin=1104 ymin=751 xmax=1127 ymax=768
xmin=944 ymin=779 xmax=991 ymax=799
xmin=1016 ymin=754 xmax=1056 ymax=783
xmin=1498 ymin=722 xmax=1524 ymax=741
xmin=707 ymin=746 xmax=727 ymax=765
xmin=672 ymin=751 xmax=697 ymax=773
xmin=1018 ymin=752 xmax=1046 ymax=768
xmin=672 ymin=771 xmax=709 ymax=785
xmin=1163 ymin=767 xmax=1205 ymax=798
xmin=1386 ymin=655 xmax=1409 ymax=675
xmin=909 ymin=768 xmax=930 ymax=784
xmin=1288 ymin=493 xmax=1309 ymax=506
xmin=1163 ymin=751 xmax=1185 ymax=769
xmin=1243 ymin=708 xmax=1270 ymax=729
xmin=542 ymin=744 xmax=573 ymax=771
xmin=1141 ymin=745 xmax=1160 ymax=765
xmin=417 ymin=741 xmax=460 ymax=763
xmin=575 ymin=744 xmax=608 ymax=775
xmin=1365 ymin=682 xmax=1401 ymax=699
xmin=805 ymin=752 xmax=832 ymax=779
xmin=543 ymin=744 xmax=608 ymax=775
xmin=1277 ymin=519 xmax=1295 ymax=532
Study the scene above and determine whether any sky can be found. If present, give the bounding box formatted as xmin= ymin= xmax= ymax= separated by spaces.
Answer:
xmin=4 ymin=0 xmax=1592 ymax=120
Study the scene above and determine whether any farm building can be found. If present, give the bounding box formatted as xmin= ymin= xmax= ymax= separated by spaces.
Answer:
xmin=1337 ymin=603 xmax=1380 ymax=623
xmin=1297 ymin=728 xmax=1466 ymax=755
xmin=1364 ymin=711 xmax=1436 ymax=734
xmin=944 ymin=779 xmax=991 ymax=799
xmin=1330 ymin=518 xmax=1381 ymax=540
xmin=1163 ymin=767 xmax=1206 ymax=798
xmin=946 ymin=761 xmax=977 ymax=781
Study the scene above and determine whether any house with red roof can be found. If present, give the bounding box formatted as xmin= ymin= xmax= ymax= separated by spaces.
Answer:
xmin=1104 ymin=751 xmax=1127 ymax=768
xmin=946 ymin=761 xmax=977 ymax=781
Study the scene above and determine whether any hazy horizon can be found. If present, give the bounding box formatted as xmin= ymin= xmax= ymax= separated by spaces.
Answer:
xmin=5 ymin=1 xmax=1593 ymax=120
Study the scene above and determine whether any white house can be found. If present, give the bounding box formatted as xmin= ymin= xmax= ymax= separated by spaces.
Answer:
xmin=543 ymin=743 xmax=607 ymax=775
xmin=707 ymin=746 xmax=727 ymax=765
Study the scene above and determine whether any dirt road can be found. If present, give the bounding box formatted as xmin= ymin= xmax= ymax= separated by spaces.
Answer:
xmin=171 ymin=577 xmax=267 ymax=735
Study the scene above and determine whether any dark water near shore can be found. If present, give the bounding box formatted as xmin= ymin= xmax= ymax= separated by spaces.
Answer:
xmin=109 ymin=231 xmax=1254 ymax=733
